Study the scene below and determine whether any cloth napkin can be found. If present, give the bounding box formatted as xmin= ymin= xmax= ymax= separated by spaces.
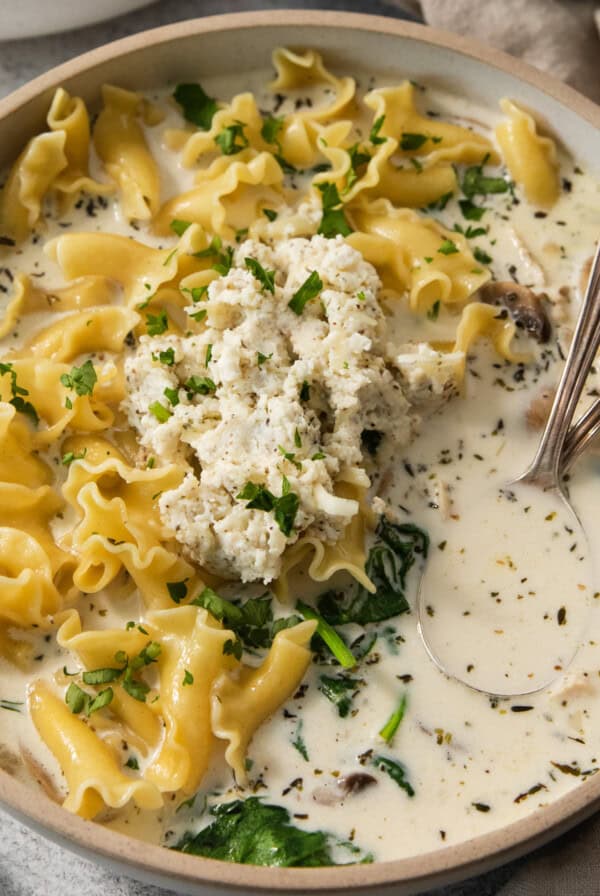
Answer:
xmin=392 ymin=0 xmax=600 ymax=105
xmin=387 ymin=2 xmax=600 ymax=894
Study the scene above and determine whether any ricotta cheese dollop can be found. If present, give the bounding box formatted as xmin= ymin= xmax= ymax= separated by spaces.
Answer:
xmin=123 ymin=235 xmax=417 ymax=582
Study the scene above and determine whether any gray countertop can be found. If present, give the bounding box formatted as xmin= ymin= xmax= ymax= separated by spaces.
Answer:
xmin=0 ymin=2 xmax=522 ymax=893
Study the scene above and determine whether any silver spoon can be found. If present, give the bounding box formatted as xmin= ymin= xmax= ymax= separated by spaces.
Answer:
xmin=417 ymin=243 xmax=600 ymax=697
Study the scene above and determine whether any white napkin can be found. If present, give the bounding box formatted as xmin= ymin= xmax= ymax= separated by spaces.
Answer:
xmin=394 ymin=0 xmax=600 ymax=104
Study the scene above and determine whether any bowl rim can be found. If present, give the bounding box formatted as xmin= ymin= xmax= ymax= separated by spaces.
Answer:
xmin=1 ymin=9 xmax=600 ymax=893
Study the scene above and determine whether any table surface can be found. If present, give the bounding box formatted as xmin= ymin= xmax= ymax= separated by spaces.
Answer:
xmin=0 ymin=1 xmax=522 ymax=893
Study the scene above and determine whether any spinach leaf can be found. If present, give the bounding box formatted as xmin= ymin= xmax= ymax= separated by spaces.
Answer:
xmin=193 ymin=588 xmax=300 ymax=652
xmin=318 ymin=675 xmax=362 ymax=717
xmin=174 ymin=798 xmax=335 ymax=866
xmin=317 ymin=518 xmax=429 ymax=626
xmin=372 ymin=755 xmax=415 ymax=797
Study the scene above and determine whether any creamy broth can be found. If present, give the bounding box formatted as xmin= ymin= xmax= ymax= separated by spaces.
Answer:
xmin=1 ymin=60 xmax=600 ymax=865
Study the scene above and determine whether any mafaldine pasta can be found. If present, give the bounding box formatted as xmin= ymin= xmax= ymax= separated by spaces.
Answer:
xmin=0 ymin=48 xmax=599 ymax=867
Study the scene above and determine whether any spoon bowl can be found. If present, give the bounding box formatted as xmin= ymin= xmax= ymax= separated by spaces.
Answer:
xmin=417 ymin=243 xmax=600 ymax=696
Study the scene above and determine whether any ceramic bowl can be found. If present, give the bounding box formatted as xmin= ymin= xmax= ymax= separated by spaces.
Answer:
xmin=1 ymin=11 xmax=600 ymax=895
xmin=0 ymin=0 xmax=156 ymax=41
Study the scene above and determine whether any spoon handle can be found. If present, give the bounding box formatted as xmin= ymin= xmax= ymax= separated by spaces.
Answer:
xmin=562 ymin=397 xmax=600 ymax=472
xmin=520 ymin=243 xmax=600 ymax=489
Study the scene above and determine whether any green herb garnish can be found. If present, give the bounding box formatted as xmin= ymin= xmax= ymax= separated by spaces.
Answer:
xmin=316 ymin=182 xmax=353 ymax=238
xmin=372 ymin=755 xmax=415 ymax=797
xmin=173 ymin=83 xmax=218 ymax=130
xmin=400 ymin=132 xmax=428 ymax=151
xmin=317 ymin=519 xmax=429 ymax=626
xmin=473 ymin=246 xmax=492 ymax=265
xmin=0 ymin=362 xmax=39 ymax=424
xmin=459 ymin=198 xmax=487 ymax=221
xmin=146 ymin=311 xmax=168 ymax=336
xmin=245 ymin=257 xmax=275 ymax=294
xmin=60 ymin=359 xmax=97 ymax=397
xmin=261 ymin=115 xmax=284 ymax=146
xmin=297 ymin=602 xmax=355 ymax=669
xmin=462 ymin=163 xmax=510 ymax=198
xmin=148 ymin=400 xmax=172 ymax=423
xmin=318 ymin=675 xmax=360 ymax=717
xmin=170 ymin=219 xmax=192 ymax=236
xmin=262 ymin=208 xmax=278 ymax=221
xmin=215 ymin=121 xmax=249 ymax=155
xmin=379 ymin=693 xmax=407 ymax=744
xmin=369 ymin=115 xmax=387 ymax=145
xmin=167 ymin=580 xmax=188 ymax=604
xmin=174 ymin=797 xmax=343 ymax=866
xmin=288 ymin=271 xmax=323 ymax=315
xmin=185 ymin=375 xmax=216 ymax=396
xmin=438 ymin=239 xmax=459 ymax=256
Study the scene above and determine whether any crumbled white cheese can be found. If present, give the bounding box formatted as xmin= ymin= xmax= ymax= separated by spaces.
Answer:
xmin=394 ymin=343 xmax=464 ymax=414
xmin=123 ymin=235 xmax=417 ymax=582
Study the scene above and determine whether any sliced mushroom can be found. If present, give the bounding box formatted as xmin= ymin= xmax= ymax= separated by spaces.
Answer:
xmin=477 ymin=281 xmax=552 ymax=343
xmin=526 ymin=386 xmax=556 ymax=430
xmin=312 ymin=772 xmax=377 ymax=806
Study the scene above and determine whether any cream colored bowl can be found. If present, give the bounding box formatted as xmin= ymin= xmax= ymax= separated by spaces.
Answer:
xmin=1 ymin=11 xmax=600 ymax=895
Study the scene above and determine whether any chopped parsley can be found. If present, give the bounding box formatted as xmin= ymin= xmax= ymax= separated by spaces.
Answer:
xmin=195 ymin=236 xmax=234 ymax=275
xmin=288 ymin=270 xmax=323 ymax=315
xmin=146 ymin=310 xmax=169 ymax=336
xmin=163 ymin=386 xmax=180 ymax=407
xmin=148 ymin=400 xmax=172 ymax=423
xmin=173 ymin=82 xmax=218 ymax=130
xmin=257 ymin=351 xmax=272 ymax=367
xmin=299 ymin=380 xmax=310 ymax=401
xmin=215 ymin=121 xmax=249 ymax=155
xmin=262 ymin=208 xmax=278 ymax=221
xmin=437 ymin=239 xmax=459 ymax=255
xmin=473 ymin=246 xmax=493 ymax=265
xmin=245 ymin=257 xmax=275 ymax=293
xmin=60 ymin=359 xmax=97 ymax=397
xmin=65 ymin=682 xmax=114 ymax=717
xmin=182 ymin=670 xmax=194 ymax=686
xmin=236 ymin=479 xmax=299 ymax=536
xmin=62 ymin=448 xmax=87 ymax=466
xmin=205 ymin=344 xmax=213 ymax=365
xmin=185 ymin=375 xmax=216 ymax=396
xmin=0 ymin=362 xmax=39 ymax=424
xmin=461 ymin=162 xmax=510 ymax=198
xmin=188 ymin=308 xmax=207 ymax=323
xmin=125 ymin=756 xmax=139 ymax=770
xmin=261 ymin=115 xmax=284 ymax=145
xmin=369 ymin=115 xmax=387 ymax=145
xmin=153 ymin=347 xmax=176 ymax=366
xmin=316 ymin=182 xmax=353 ymax=238
xmin=181 ymin=284 xmax=209 ymax=303
xmin=82 ymin=667 xmax=122 ymax=685
xmin=170 ymin=219 xmax=191 ymax=236
xmin=459 ymin=198 xmax=487 ymax=221
xmin=345 ymin=143 xmax=371 ymax=191
xmin=400 ymin=132 xmax=428 ymax=151
xmin=167 ymin=580 xmax=188 ymax=604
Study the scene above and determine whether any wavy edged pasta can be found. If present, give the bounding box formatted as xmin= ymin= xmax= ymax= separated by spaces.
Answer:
xmin=16 ymin=306 xmax=139 ymax=363
xmin=47 ymin=87 xmax=112 ymax=201
xmin=495 ymin=98 xmax=560 ymax=207
xmin=269 ymin=48 xmax=355 ymax=169
xmin=348 ymin=198 xmax=490 ymax=312
xmin=364 ymin=83 xmax=498 ymax=166
xmin=453 ymin=300 xmax=530 ymax=364
xmin=93 ymin=85 xmax=161 ymax=220
xmin=62 ymin=442 xmax=197 ymax=604
xmin=154 ymin=151 xmax=284 ymax=239
xmin=211 ymin=619 xmax=316 ymax=783
xmin=0 ymin=132 xmax=67 ymax=243
xmin=28 ymin=681 xmax=163 ymax=819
